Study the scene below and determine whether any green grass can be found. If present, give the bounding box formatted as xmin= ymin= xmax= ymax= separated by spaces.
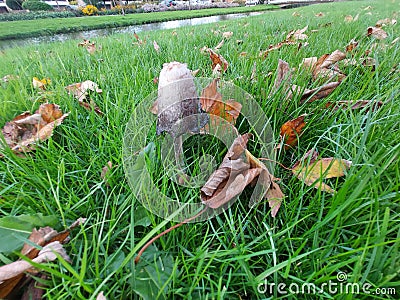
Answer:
xmin=0 ymin=5 xmax=277 ymax=40
xmin=1 ymin=0 xmax=400 ymax=299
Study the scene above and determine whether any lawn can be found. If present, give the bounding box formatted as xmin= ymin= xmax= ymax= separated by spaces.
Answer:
xmin=0 ymin=5 xmax=277 ymax=40
xmin=0 ymin=0 xmax=399 ymax=299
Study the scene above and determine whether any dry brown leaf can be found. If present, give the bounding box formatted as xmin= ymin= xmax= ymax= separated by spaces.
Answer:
xmin=279 ymin=115 xmax=306 ymax=150
xmin=313 ymin=50 xmax=347 ymax=82
xmin=201 ymin=134 xmax=284 ymax=217
xmin=346 ymin=39 xmax=359 ymax=52
xmin=65 ymin=80 xmax=103 ymax=115
xmin=215 ymin=39 xmax=224 ymax=50
xmin=367 ymin=26 xmax=388 ymax=39
xmin=376 ymin=18 xmax=397 ymax=27
xmin=239 ymin=52 xmax=247 ymax=56
xmin=272 ymin=59 xmax=292 ymax=94
xmin=315 ymin=12 xmax=325 ymax=17
xmin=1 ymin=75 xmax=19 ymax=83
xmin=299 ymin=57 xmax=318 ymax=71
xmin=191 ymin=69 xmax=200 ymax=77
xmin=200 ymin=79 xmax=242 ymax=126
xmin=344 ymin=15 xmax=354 ymax=22
xmin=0 ymin=218 xmax=85 ymax=298
xmin=292 ymin=11 xmax=301 ymax=17
xmin=259 ymin=39 xmax=296 ymax=57
xmin=207 ymin=48 xmax=229 ymax=73
xmin=222 ymin=31 xmax=233 ymax=39
xmin=292 ymin=149 xmax=352 ymax=193
xmin=1 ymin=103 xmax=69 ymax=155
xmin=300 ymin=81 xmax=341 ymax=103
xmin=325 ymin=100 xmax=383 ymax=110
xmin=245 ymin=150 xmax=284 ymax=216
xmin=101 ymin=161 xmax=113 ymax=186
xmin=286 ymin=25 xmax=308 ymax=41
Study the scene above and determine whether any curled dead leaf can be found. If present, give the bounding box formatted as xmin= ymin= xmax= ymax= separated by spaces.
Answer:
xmin=325 ymin=100 xmax=383 ymax=111
xmin=1 ymin=103 xmax=69 ymax=155
xmin=367 ymin=26 xmax=388 ymax=39
xmin=300 ymin=81 xmax=341 ymax=103
xmin=207 ymin=48 xmax=229 ymax=73
xmin=65 ymin=80 xmax=103 ymax=115
xmin=279 ymin=115 xmax=306 ymax=150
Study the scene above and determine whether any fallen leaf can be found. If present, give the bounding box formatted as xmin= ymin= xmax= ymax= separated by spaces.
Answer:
xmin=214 ymin=39 xmax=224 ymax=50
xmin=153 ymin=40 xmax=160 ymax=52
xmin=325 ymin=100 xmax=383 ymax=110
xmin=1 ymin=75 xmax=19 ymax=83
xmin=315 ymin=12 xmax=325 ymax=17
xmin=101 ymin=161 xmax=113 ymax=186
xmin=259 ymin=39 xmax=296 ymax=57
xmin=65 ymin=80 xmax=103 ymax=115
xmin=245 ymin=150 xmax=284 ymax=216
xmin=279 ymin=115 xmax=306 ymax=149
xmin=200 ymin=79 xmax=242 ymax=125
xmin=286 ymin=25 xmax=308 ymax=41
xmin=376 ymin=18 xmax=397 ymax=27
xmin=299 ymin=57 xmax=318 ymax=71
xmin=292 ymin=11 xmax=301 ymax=17
xmin=272 ymin=59 xmax=292 ymax=94
xmin=207 ymin=48 xmax=229 ymax=73
xmin=292 ymin=149 xmax=352 ymax=193
xmin=344 ymin=15 xmax=354 ymax=22
xmin=313 ymin=50 xmax=347 ymax=82
xmin=1 ymin=103 xmax=69 ymax=155
xmin=346 ymin=39 xmax=359 ymax=52
xmin=367 ymin=26 xmax=388 ymax=39
xmin=0 ymin=218 xmax=84 ymax=298
xmin=239 ymin=52 xmax=247 ymax=56
xmin=32 ymin=77 xmax=51 ymax=90
xmin=222 ymin=31 xmax=233 ymax=39
xmin=300 ymin=81 xmax=341 ymax=103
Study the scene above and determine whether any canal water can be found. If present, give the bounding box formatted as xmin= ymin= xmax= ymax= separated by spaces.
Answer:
xmin=0 ymin=11 xmax=265 ymax=49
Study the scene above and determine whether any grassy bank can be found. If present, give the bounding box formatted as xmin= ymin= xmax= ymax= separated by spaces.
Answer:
xmin=1 ymin=0 xmax=400 ymax=299
xmin=0 ymin=5 xmax=277 ymax=40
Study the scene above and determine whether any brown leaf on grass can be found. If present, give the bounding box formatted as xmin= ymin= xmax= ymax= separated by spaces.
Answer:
xmin=191 ymin=69 xmax=200 ymax=77
xmin=325 ymin=100 xmax=383 ymax=110
xmin=78 ymin=39 xmax=97 ymax=54
xmin=292 ymin=11 xmax=301 ymax=17
xmin=272 ymin=59 xmax=292 ymax=94
xmin=101 ymin=161 xmax=113 ymax=186
xmin=214 ymin=39 xmax=224 ymax=50
xmin=65 ymin=80 xmax=103 ymax=115
xmin=259 ymin=40 xmax=296 ymax=57
xmin=286 ymin=25 xmax=308 ymax=41
xmin=300 ymin=81 xmax=341 ymax=103
xmin=1 ymin=75 xmax=19 ymax=83
xmin=376 ymin=18 xmax=397 ymax=27
xmin=153 ymin=40 xmax=160 ymax=52
xmin=367 ymin=26 xmax=388 ymax=39
xmin=279 ymin=115 xmax=306 ymax=150
xmin=0 ymin=218 xmax=85 ymax=299
xmin=133 ymin=31 xmax=144 ymax=44
xmin=315 ymin=12 xmax=325 ymax=17
xmin=346 ymin=39 xmax=359 ymax=52
xmin=313 ymin=50 xmax=347 ymax=82
xmin=200 ymin=79 xmax=242 ymax=125
xmin=292 ymin=149 xmax=352 ymax=193
xmin=222 ymin=31 xmax=233 ymax=39
xmin=1 ymin=104 xmax=69 ymax=155
xmin=299 ymin=57 xmax=318 ymax=71
xmin=32 ymin=77 xmax=51 ymax=90
xmin=201 ymin=134 xmax=284 ymax=217
xmin=207 ymin=48 xmax=229 ymax=73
